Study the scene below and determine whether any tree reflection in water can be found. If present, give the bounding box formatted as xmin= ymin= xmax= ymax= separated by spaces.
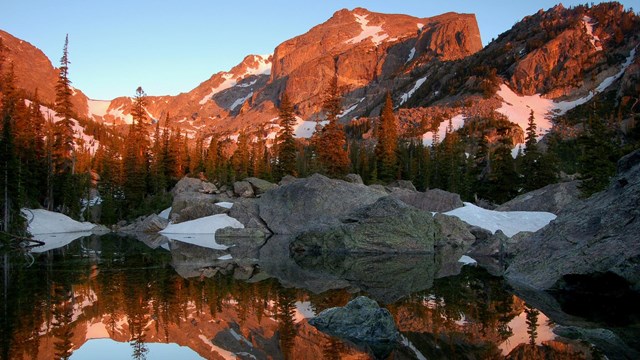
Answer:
xmin=0 ymin=234 xmax=595 ymax=359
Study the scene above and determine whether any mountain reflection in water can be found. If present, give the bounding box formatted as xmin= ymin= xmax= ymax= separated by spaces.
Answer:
xmin=1 ymin=234 xmax=594 ymax=359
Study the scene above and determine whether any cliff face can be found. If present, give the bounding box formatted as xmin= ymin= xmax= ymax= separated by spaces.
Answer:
xmin=265 ymin=8 xmax=481 ymax=118
xmin=0 ymin=30 xmax=90 ymax=116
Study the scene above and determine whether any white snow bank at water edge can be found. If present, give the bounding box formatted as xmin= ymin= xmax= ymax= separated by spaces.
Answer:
xmin=24 ymin=209 xmax=96 ymax=234
xmin=444 ymin=202 xmax=556 ymax=237
xmin=158 ymin=207 xmax=172 ymax=219
xmin=159 ymin=214 xmax=243 ymax=250
xmin=21 ymin=209 xmax=97 ymax=253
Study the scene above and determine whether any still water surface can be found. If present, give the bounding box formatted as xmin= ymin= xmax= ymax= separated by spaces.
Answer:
xmin=1 ymin=234 xmax=595 ymax=359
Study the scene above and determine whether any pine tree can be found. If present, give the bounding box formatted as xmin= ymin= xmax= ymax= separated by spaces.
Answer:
xmin=375 ymin=93 xmax=399 ymax=182
xmin=0 ymin=74 xmax=26 ymax=234
xmin=315 ymin=76 xmax=350 ymax=177
xmin=123 ymin=87 xmax=150 ymax=213
xmin=275 ymin=93 xmax=297 ymax=178
xmin=520 ymin=110 xmax=557 ymax=192
xmin=487 ymin=133 xmax=519 ymax=204
xmin=53 ymin=34 xmax=75 ymax=175
xmin=578 ymin=114 xmax=617 ymax=197
xmin=232 ymin=131 xmax=250 ymax=180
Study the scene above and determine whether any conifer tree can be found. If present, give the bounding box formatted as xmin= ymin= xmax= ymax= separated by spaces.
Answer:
xmin=315 ymin=76 xmax=350 ymax=177
xmin=486 ymin=132 xmax=519 ymax=204
xmin=0 ymin=73 xmax=26 ymax=234
xmin=205 ymin=133 xmax=221 ymax=181
xmin=520 ymin=110 xmax=557 ymax=192
xmin=375 ymin=93 xmax=399 ymax=182
xmin=232 ymin=131 xmax=250 ymax=180
xmin=123 ymin=87 xmax=150 ymax=212
xmin=150 ymin=119 xmax=167 ymax=193
xmin=275 ymin=93 xmax=297 ymax=178
xmin=53 ymin=34 xmax=75 ymax=174
xmin=578 ymin=114 xmax=617 ymax=197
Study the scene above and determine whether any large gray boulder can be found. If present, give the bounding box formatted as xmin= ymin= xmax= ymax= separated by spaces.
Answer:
xmin=391 ymin=188 xmax=463 ymax=212
xmin=228 ymin=198 xmax=271 ymax=233
xmin=506 ymin=149 xmax=640 ymax=291
xmin=138 ymin=214 xmax=169 ymax=233
xmin=344 ymin=173 xmax=364 ymax=184
xmin=244 ymin=177 xmax=277 ymax=195
xmin=233 ymin=181 xmax=255 ymax=198
xmin=292 ymin=196 xmax=439 ymax=253
xmin=496 ymin=180 xmax=580 ymax=214
xmin=171 ymin=176 xmax=217 ymax=195
xmin=258 ymin=173 xmax=386 ymax=235
xmin=386 ymin=179 xmax=416 ymax=191
xmin=173 ymin=203 xmax=229 ymax=224
xmin=309 ymin=296 xmax=399 ymax=357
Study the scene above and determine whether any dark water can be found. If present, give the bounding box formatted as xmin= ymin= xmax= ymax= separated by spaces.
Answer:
xmin=0 ymin=234 xmax=600 ymax=359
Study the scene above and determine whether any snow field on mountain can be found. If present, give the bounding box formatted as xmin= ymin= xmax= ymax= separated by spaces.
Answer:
xmin=347 ymin=13 xmax=389 ymax=46
xmin=421 ymin=114 xmax=466 ymax=146
xmin=25 ymin=100 xmax=101 ymax=154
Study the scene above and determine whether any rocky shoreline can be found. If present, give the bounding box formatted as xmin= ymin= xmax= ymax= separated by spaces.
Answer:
xmin=111 ymin=149 xmax=640 ymax=359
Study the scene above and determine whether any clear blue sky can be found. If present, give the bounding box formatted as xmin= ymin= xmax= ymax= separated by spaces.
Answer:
xmin=2 ymin=0 xmax=638 ymax=100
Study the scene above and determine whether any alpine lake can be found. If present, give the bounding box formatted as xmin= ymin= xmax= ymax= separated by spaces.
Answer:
xmin=0 ymin=232 xmax=635 ymax=360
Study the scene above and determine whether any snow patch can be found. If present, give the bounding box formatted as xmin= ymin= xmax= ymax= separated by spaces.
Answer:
xmin=346 ymin=13 xmax=389 ymax=46
xmin=497 ymin=46 xmax=636 ymax=131
xmin=406 ymin=47 xmax=416 ymax=63
xmin=199 ymin=73 xmax=237 ymax=105
xmin=294 ymin=301 xmax=316 ymax=323
xmin=25 ymin=208 xmax=96 ymax=235
xmin=400 ymin=76 xmax=427 ymax=105
xmin=229 ymin=92 xmax=253 ymax=111
xmin=106 ymin=104 xmax=134 ymax=125
xmin=444 ymin=202 xmax=556 ymax=237
xmin=27 ymin=101 xmax=101 ymax=154
xmin=87 ymin=99 xmax=111 ymax=118
xmin=159 ymin=214 xmax=243 ymax=250
xmin=582 ymin=16 xmax=603 ymax=51
xmin=217 ymin=254 xmax=233 ymax=260
xmin=23 ymin=208 xmax=96 ymax=253
xmin=244 ymin=54 xmax=272 ymax=76
xmin=337 ymin=97 xmax=365 ymax=119
xmin=215 ymin=202 xmax=234 ymax=209
xmin=458 ymin=255 xmax=477 ymax=266
xmin=422 ymin=114 xmax=465 ymax=146
xmin=158 ymin=207 xmax=172 ymax=219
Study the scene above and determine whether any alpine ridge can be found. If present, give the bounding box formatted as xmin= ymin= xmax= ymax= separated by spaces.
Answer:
xmin=1 ymin=3 xmax=638 ymax=144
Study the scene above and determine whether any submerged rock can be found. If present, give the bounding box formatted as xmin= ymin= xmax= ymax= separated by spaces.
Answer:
xmin=309 ymin=296 xmax=399 ymax=357
xmin=506 ymin=149 xmax=640 ymax=292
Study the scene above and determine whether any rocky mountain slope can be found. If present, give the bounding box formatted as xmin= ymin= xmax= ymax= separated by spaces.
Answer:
xmin=1 ymin=3 xmax=639 ymax=144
